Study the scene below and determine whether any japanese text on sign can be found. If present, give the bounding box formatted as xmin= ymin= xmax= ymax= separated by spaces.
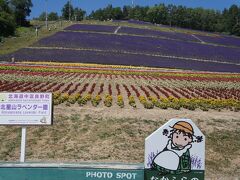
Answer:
xmin=0 ymin=93 xmax=53 ymax=125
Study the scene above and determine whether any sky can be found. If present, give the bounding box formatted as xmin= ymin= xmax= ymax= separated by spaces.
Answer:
xmin=29 ymin=0 xmax=240 ymax=19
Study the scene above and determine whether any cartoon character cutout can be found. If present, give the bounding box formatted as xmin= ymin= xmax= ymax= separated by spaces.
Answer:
xmin=151 ymin=121 xmax=203 ymax=175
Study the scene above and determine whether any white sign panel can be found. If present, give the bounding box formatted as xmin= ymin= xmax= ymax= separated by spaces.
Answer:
xmin=145 ymin=118 xmax=205 ymax=178
xmin=0 ymin=93 xmax=53 ymax=125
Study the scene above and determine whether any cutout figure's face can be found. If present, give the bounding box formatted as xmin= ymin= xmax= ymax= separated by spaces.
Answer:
xmin=172 ymin=130 xmax=192 ymax=149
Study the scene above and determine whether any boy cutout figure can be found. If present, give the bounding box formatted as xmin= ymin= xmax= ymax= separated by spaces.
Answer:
xmin=151 ymin=121 xmax=202 ymax=175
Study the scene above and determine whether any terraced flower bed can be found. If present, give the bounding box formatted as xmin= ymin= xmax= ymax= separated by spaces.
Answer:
xmin=0 ymin=63 xmax=239 ymax=111
xmin=64 ymin=24 xmax=117 ymax=33
xmin=194 ymin=34 xmax=240 ymax=47
xmin=0 ymin=23 xmax=239 ymax=73
xmin=30 ymin=31 xmax=240 ymax=64
xmin=2 ymin=48 xmax=239 ymax=73
xmin=118 ymin=26 xmax=198 ymax=42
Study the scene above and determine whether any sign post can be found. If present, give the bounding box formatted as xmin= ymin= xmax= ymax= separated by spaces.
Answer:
xmin=0 ymin=92 xmax=53 ymax=162
xmin=145 ymin=118 xmax=205 ymax=180
xmin=20 ymin=127 xmax=27 ymax=163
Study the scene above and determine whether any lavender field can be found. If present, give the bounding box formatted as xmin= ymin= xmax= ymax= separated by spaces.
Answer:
xmin=33 ymin=31 xmax=240 ymax=64
xmin=64 ymin=24 xmax=117 ymax=33
xmin=119 ymin=26 xmax=198 ymax=42
xmin=1 ymin=23 xmax=240 ymax=72
xmin=3 ymin=48 xmax=240 ymax=72
xmin=195 ymin=34 xmax=240 ymax=47
xmin=113 ymin=19 xmax=153 ymax=25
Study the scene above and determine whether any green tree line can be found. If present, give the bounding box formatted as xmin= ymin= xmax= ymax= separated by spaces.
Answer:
xmin=36 ymin=1 xmax=86 ymax=22
xmin=61 ymin=1 xmax=86 ymax=21
xmin=88 ymin=4 xmax=240 ymax=36
xmin=1 ymin=1 xmax=240 ymax=37
xmin=0 ymin=0 xmax=33 ymax=37
xmin=37 ymin=12 xmax=59 ymax=21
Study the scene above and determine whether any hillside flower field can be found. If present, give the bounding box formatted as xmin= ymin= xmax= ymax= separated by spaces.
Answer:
xmin=0 ymin=21 xmax=240 ymax=179
xmin=0 ymin=62 xmax=239 ymax=111
xmin=1 ymin=23 xmax=239 ymax=73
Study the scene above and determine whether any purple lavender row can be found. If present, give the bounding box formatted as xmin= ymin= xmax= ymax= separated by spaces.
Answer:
xmin=112 ymin=19 xmax=153 ymax=25
xmin=33 ymin=31 xmax=240 ymax=64
xmin=120 ymin=25 xmax=240 ymax=48
xmin=195 ymin=34 xmax=240 ymax=47
xmin=1 ymin=48 xmax=239 ymax=73
xmin=64 ymin=24 xmax=117 ymax=33
xmin=127 ymin=19 xmax=153 ymax=25
xmin=119 ymin=26 xmax=198 ymax=42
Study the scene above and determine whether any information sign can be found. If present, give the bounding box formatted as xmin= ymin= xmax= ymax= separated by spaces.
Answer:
xmin=0 ymin=93 xmax=53 ymax=125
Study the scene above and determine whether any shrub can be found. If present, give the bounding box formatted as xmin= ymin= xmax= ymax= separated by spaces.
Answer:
xmin=148 ymin=96 xmax=158 ymax=106
xmin=67 ymin=93 xmax=81 ymax=104
xmin=117 ymin=95 xmax=124 ymax=108
xmin=160 ymin=97 xmax=169 ymax=103
xmin=129 ymin=96 xmax=136 ymax=108
xmin=84 ymin=93 xmax=92 ymax=101
xmin=104 ymin=94 xmax=112 ymax=107
xmin=53 ymin=99 xmax=61 ymax=105
xmin=186 ymin=103 xmax=197 ymax=111
xmin=91 ymin=95 xmax=102 ymax=107
xmin=53 ymin=91 xmax=61 ymax=99
xmin=155 ymin=102 xmax=168 ymax=109
xmin=77 ymin=97 xmax=87 ymax=106
xmin=78 ymin=94 xmax=91 ymax=106
xmin=169 ymin=103 xmax=181 ymax=110
xmin=200 ymin=106 xmax=209 ymax=111
xmin=143 ymin=102 xmax=154 ymax=109
xmin=139 ymin=96 xmax=154 ymax=109
xmin=59 ymin=93 xmax=69 ymax=103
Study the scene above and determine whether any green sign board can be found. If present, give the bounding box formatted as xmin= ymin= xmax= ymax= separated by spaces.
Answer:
xmin=0 ymin=163 xmax=144 ymax=180
xmin=0 ymin=166 xmax=204 ymax=180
